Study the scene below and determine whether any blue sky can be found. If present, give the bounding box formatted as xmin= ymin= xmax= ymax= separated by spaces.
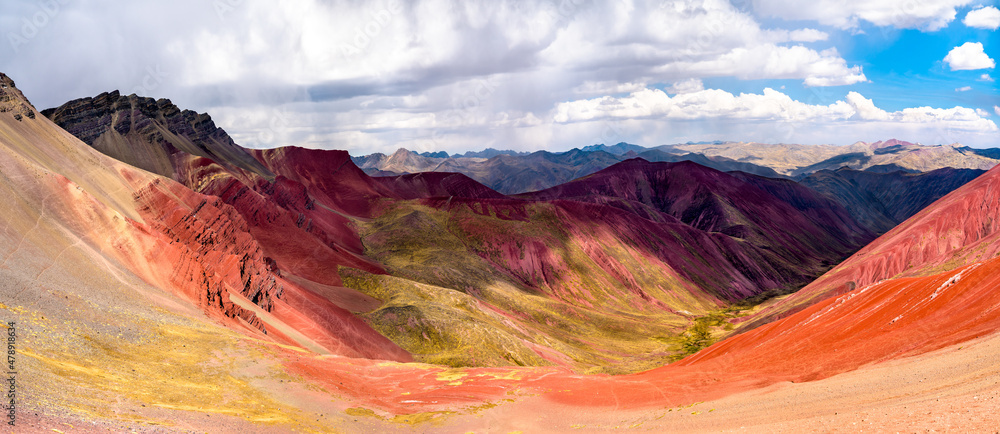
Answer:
xmin=840 ymin=17 xmax=996 ymax=111
xmin=0 ymin=0 xmax=997 ymax=153
xmin=723 ymin=17 xmax=997 ymax=112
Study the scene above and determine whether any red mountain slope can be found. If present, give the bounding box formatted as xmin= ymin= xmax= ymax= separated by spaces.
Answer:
xmin=1 ymin=74 xmax=409 ymax=363
xmin=372 ymin=171 xmax=506 ymax=200
xmin=307 ymin=160 xmax=1000 ymax=415
xmin=252 ymin=147 xmax=400 ymax=217
xmin=798 ymin=166 xmax=986 ymax=234
xmin=41 ymin=90 xmax=881 ymax=369
xmin=521 ymin=158 xmax=874 ymax=299
xmin=741 ymin=162 xmax=1000 ymax=329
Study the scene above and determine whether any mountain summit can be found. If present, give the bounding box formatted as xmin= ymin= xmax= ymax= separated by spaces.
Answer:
xmin=43 ymin=92 xmax=273 ymax=180
xmin=0 ymin=73 xmax=36 ymax=121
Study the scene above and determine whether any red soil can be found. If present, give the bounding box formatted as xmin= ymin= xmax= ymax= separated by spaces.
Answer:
xmin=252 ymin=147 xmax=399 ymax=217
xmin=55 ymin=139 xmax=1000 ymax=418
xmin=281 ymin=251 xmax=1000 ymax=414
xmin=280 ymin=164 xmax=1000 ymax=414
xmin=373 ymin=171 xmax=507 ymax=200
xmin=746 ymin=163 xmax=1000 ymax=328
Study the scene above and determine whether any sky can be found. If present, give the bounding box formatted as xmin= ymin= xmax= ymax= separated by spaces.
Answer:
xmin=0 ymin=0 xmax=997 ymax=154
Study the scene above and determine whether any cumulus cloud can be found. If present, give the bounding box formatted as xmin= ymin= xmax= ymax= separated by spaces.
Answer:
xmin=788 ymin=28 xmax=830 ymax=42
xmin=553 ymin=86 xmax=996 ymax=134
xmin=666 ymin=78 xmax=705 ymax=94
xmin=963 ymin=6 xmax=1000 ymax=29
xmin=765 ymin=28 xmax=830 ymax=42
xmin=659 ymin=45 xmax=867 ymax=87
xmin=214 ymin=84 xmax=998 ymax=153
xmin=0 ymin=0 xmax=869 ymax=109
xmin=844 ymin=92 xmax=890 ymax=120
xmin=573 ymin=81 xmax=648 ymax=96
xmin=955 ymin=86 xmax=973 ymax=92
xmin=996 ymin=105 xmax=1000 ymax=116
xmin=981 ymin=74 xmax=996 ymax=82
xmin=944 ymin=42 xmax=996 ymax=70
xmin=0 ymin=0 xmax=993 ymax=152
xmin=750 ymin=0 xmax=974 ymax=30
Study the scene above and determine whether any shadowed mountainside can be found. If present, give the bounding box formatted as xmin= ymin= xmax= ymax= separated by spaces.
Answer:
xmin=799 ymin=166 xmax=986 ymax=234
xmin=370 ymin=171 xmax=507 ymax=200
xmin=521 ymin=159 xmax=873 ymax=295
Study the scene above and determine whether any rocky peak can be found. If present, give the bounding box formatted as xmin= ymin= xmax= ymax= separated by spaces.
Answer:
xmin=389 ymin=147 xmax=416 ymax=158
xmin=41 ymin=91 xmax=207 ymax=147
xmin=42 ymin=91 xmax=274 ymax=180
xmin=867 ymin=139 xmax=917 ymax=149
xmin=0 ymin=73 xmax=37 ymax=122
xmin=385 ymin=147 xmax=427 ymax=166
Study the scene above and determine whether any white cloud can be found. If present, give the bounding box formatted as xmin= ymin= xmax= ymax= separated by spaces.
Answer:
xmin=553 ymin=86 xmax=996 ymax=135
xmin=789 ymin=28 xmax=830 ymax=42
xmin=750 ymin=0 xmax=974 ymax=31
xmin=897 ymin=105 xmax=995 ymax=127
xmin=963 ymin=6 xmax=1000 ymax=29
xmin=658 ymin=45 xmax=867 ymax=87
xmin=977 ymin=108 xmax=990 ymax=117
xmin=573 ymin=81 xmax=648 ymax=96
xmin=667 ymin=78 xmax=705 ymax=94
xmin=956 ymin=86 xmax=973 ymax=92
xmin=4 ymin=0 xmax=992 ymax=153
xmin=996 ymin=105 xmax=1000 ymax=117
xmin=0 ymin=0 xmax=871 ymax=114
xmin=981 ymin=74 xmax=995 ymax=82
xmin=944 ymin=42 xmax=996 ymax=71
xmin=765 ymin=28 xmax=830 ymax=42
xmin=214 ymin=84 xmax=999 ymax=154
xmin=845 ymin=92 xmax=890 ymax=120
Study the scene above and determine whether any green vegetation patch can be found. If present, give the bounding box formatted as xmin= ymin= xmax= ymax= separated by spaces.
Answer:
xmin=348 ymin=200 xmax=736 ymax=374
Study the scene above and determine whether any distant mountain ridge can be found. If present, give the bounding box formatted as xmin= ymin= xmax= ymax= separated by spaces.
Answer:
xmin=668 ymin=139 xmax=1000 ymax=176
xmin=452 ymin=148 xmax=530 ymax=158
xmin=580 ymin=142 xmax=649 ymax=155
xmin=354 ymin=145 xmax=784 ymax=194
xmin=354 ymin=140 xmax=999 ymax=195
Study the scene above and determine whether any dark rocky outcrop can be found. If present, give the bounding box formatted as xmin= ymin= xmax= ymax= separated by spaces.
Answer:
xmin=42 ymin=91 xmax=273 ymax=180
xmin=0 ymin=73 xmax=36 ymax=121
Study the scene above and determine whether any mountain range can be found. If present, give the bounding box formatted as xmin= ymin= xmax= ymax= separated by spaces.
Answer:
xmin=353 ymin=139 xmax=999 ymax=195
xmin=41 ymin=89 xmax=882 ymax=372
xmin=4 ymin=73 xmax=1000 ymax=431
